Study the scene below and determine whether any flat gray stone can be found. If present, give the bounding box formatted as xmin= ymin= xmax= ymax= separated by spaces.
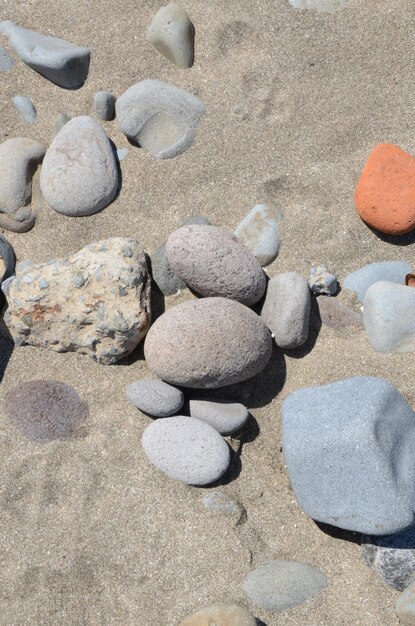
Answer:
xmin=94 ymin=90 xmax=116 ymax=121
xmin=243 ymin=560 xmax=326 ymax=612
xmin=147 ymin=2 xmax=194 ymax=68
xmin=142 ymin=415 xmax=230 ymax=485
xmin=234 ymin=203 xmax=281 ymax=267
xmin=12 ymin=95 xmax=36 ymax=124
xmin=0 ymin=20 xmax=90 ymax=89
xmin=202 ymin=491 xmax=242 ymax=516
xmin=40 ymin=116 xmax=118 ymax=216
xmin=0 ymin=43 xmax=13 ymax=71
xmin=116 ymin=79 xmax=205 ymax=159
xmin=397 ymin=581 xmax=415 ymax=625
xmin=288 ymin=0 xmax=348 ymax=11
xmin=166 ymin=225 xmax=266 ymax=306
xmin=261 ymin=272 xmax=310 ymax=349
xmin=363 ymin=282 xmax=415 ymax=352
xmin=308 ymin=264 xmax=338 ymax=295
xmin=189 ymin=398 xmax=248 ymax=434
xmin=144 ymin=297 xmax=272 ymax=388
xmin=362 ymin=528 xmax=415 ymax=590
xmin=282 ymin=376 xmax=415 ymax=535
xmin=344 ymin=261 xmax=411 ymax=303
xmin=318 ymin=296 xmax=363 ymax=330
xmin=126 ymin=379 xmax=184 ymax=417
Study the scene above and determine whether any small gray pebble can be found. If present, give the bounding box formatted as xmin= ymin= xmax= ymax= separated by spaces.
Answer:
xmin=189 ymin=398 xmax=248 ymax=434
xmin=126 ymin=379 xmax=184 ymax=417
xmin=51 ymin=113 xmax=71 ymax=140
xmin=308 ymin=264 xmax=338 ymax=295
xmin=235 ymin=203 xmax=282 ymax=267
xmin=0 ymin=44 xmax=14 ymax=71
xmin=344 ymin=261 xmax=411 ymax=302
xmin=12 ymin=95 xmax=36 ymax=124
xmin=202 ymin=491 xmax=242 ymax=515
xmin=94 ymin=90 xmax=116 ymax=121
xmin=362 ymin=528 xmax=415 ymax=590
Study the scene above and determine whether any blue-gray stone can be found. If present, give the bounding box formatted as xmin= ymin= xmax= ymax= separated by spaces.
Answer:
xmin=126 ymin=379 xmax=184 ymax=417
xmin=308 ymin=264 xmax=338 ymax=295
xmin=362 ymin=528 xmax=415 ymax=590
xmin=282 ymin=376 xmax=415 ymax=535
xmin=0 ymin=44 xmax=13 ymax=71
xmin=344 ymin=261 xmax=411 ymax=302
xmin=0 ymin=235 xmax=15 ymax=282
xmin=243 ymin=560 xmax=326 ymax=612
xmin=234 ymin=203 xmax=281 ymax=267
xmin=94 ymin=90 xmax=116 ymax=121
xmin=12 ymin=95 xmax=36 ymax=124
xmin=363 ymin=282 xmax=415 ymax=352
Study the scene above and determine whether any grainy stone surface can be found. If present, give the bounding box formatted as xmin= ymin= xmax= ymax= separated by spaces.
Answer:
xmin=166 ymin=225 xmax=266 ymax=305
xmin=189 ymin=398 xmax=248 ymax=434
xmin=179 ymin=604 xmax=257 ymax=626
xmin=282 ymin=376 xmax=415 ymax=535
xmin=40 ymin=116 xmax=118 ymax=217
xmin=12 ymin=95 xmax=36 ymax=124
xmin=4 ymin=379 xmax=88 ymax=443
xmin=126 ymin=379 xmax=184 ymax=417
xmin=147 ymin=2 xmax=195 ymax=68
xmin=144 ymin=297 xmax=272 ymax=388
xmin=308 ymin=264 xmax=338 ymax=295
xmin=4 ymin=238 xmax=151 ymax=364
xmin=142 ymin=415 xmax=230 ymax=485
xmin=318 ymin=295 xmax=363 ymax=330
xmin=344 ymin=261 xmax=411 ymax=302
xmin=202 ymin=492 xmax=243 ymax=516
xmin=234 ymin=203 xmax=281 ymax=266
xmin=94 ymin=90 xmax=116 ymax=121
xmin=362 ymin=528 xmax=415 ymax=591
xmin=396 ymin=581 xmax=415 ymax=625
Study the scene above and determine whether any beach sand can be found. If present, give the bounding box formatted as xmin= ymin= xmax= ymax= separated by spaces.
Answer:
xmin=0 ymin=0 xmax=414 ymax=624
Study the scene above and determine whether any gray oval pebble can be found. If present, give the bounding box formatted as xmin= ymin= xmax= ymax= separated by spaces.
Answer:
xmin=235 ymin=203 xmax=281 ymax=267
xmin=94 ymin=90 xmax=116 ymax=121
xmin=189 ymin=398 xmax=248 ymax=434
xmin=12 ymin=95 xmax=36 ymax=123
xmin=126 ymin=379 xmax=184 ymax=417
xmin=142 ymin=415 xmax=230 ymax=485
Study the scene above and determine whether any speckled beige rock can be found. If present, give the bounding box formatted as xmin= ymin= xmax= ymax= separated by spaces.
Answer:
xmin=4 ymin=238 xmax=151 ymax=364
xmin=179 ymin=604 xmax=257 ymax=626
xmin=147 ymin=2 xmax=195 ymax=68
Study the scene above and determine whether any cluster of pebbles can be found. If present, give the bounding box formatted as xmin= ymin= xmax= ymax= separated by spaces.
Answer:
xmin=1 ymin=3 xmax=415 ymax=626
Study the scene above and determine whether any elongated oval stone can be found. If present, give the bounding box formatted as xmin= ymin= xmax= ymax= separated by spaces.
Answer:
xmin=147 ymin=2 xmax=195 ymax=68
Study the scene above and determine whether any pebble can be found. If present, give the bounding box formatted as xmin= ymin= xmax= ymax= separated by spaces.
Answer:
xmin=51 ymin=112 xmax=71 ymax=140
xmin=166 ymin=225 xmax=266 ymax=306
xmin=318 ymin=296 xmax=363 ymax=330
xmin=282 ymin=376 xmax=415 ymax=535
xmin=0 ymin=21 xmax=90 ymax=89
xmin=0 ymin=43 xmax=13 ymax=71
xmin=141 ymin=415 xmax=230 ymax=485
xmin=116 ymin=79 xmax=206 ymax=159
xmin=355 ymin=143 xmax=415 ymax=235
xmin=261 ymin=272 xmax=310 ymax=349
xmin=147 ymin=2 xmax=195 ymax=68
xmin=243 ymin=560 xmax=326 ymax=612
xmin=12 ymin=95 xmax=36 ymax=124
xmin=126 ymin=379 xmax=184 ymax=417
xmin=202 ymin=492 xmax=242 ymax=516
xmin=40 ymin=116 xmax=118 ymax=216
xmin=363 ymin=282 xmax=415 ymax=352
xmin=116 ymin=147 xmax=128 ymax=161
xmin=362 ymin=528 xmax=415 ymax=590
xmin=144 ymin=297 xmax=272 ymax=388
xmin=234 ymin=203 xmax=281 ymax=267
xmin=94 ymin=90 xmax=116 ymax=121
xmin=4 ymin=380 xmax=88 ymax=443
xmin=344 ymin=261 xmax=411 ymax=302
xmin=397 ymin=581 xmax=415 ymax=625
xmin=308 ymin=264 xmax=338 ymax=295
xmin=0 ymin=136 xmax=45 ymax=232
xmin=189 ymin=399 xmax=248 ymax=434
xmin=0 ymin=234 xmax=16 ymax=283
xmin=179 ymin=605 xmax=256 ymax=626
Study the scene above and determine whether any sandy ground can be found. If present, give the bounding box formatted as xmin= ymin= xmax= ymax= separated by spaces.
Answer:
xmin=0 ymin=0 xmax=415 ymax=624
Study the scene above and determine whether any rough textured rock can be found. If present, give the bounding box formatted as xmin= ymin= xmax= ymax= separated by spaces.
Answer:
xmin=147 ymin=2 xmax=195 ymax=68
xmin=4 ymin=238 xmax=151 ymax=364
xmin=0 ymin=43 xmax=13 ymax=71
xmin=179 ymin=605 xmax=256 ymax=626
xmin=144 ymin=297 xmax=272 ymax=388
xmin=4 ymin=380 xmax=88 ymax=443
xmin=0 ymin=20 xmax=90 ymax=89
xmin=0 ymin=235 xmax=16 ymax=283
xmin=344 ymin=261 xmax=412 ymax=302
xmin=261 ymin=272 xmax=310 ymax=348
xmin=282 ymin=376 xmax=415 ymax=535
xmin=40 ymin=116 xmax=118 ymax=216
xmin=202 ymin=492 xmax=243 ymax=516
xmin=362 ymin=528 xmax=415 ymax=591
xmin=243 ymin=560 xmax=326 ymax=612
xmin=355 ymin=143 xmax=415 ymax=235
xmin=397 ymin=581 xmax=415 ymax=625
xmin=142 ymin=415 xmax=230 ymax=485
xmin=189 ymin=399 xmax=248 ymax=434
xmin=166 ymin=225 xmax=266 ymax=305
xmin=288 ymin=0 xmax=348 ymax=11
xmin=94 ymin=90 xmax=116 ymax=121
xmin=308 ymin=264 xmax=338 ymax=295
xmin=0 ymin=136 xmax=45 ymax=232
xmin=318 ymin=296 xmax=363 ymax=330
xmin=363 ymin=282 xmax=415 ymax=352
xmin=234 ymin=203 xmax=281 ymax=266
xmin=12 ymin=95 xmax=36 ymax=123
xmin=116 ymin=79 xmax=206 ymax=159
xmin=126 ymin=379 xmax=183 ymax=417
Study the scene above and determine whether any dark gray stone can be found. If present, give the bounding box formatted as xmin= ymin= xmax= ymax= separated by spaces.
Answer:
xmin=94 ymin=90 xmax=116 ymax=121
xmin=362 ymin=528 xmax=415 ymax=590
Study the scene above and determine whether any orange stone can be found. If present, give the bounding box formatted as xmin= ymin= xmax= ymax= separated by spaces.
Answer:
xmin=355 ymin=143 xmax=415 ymax=235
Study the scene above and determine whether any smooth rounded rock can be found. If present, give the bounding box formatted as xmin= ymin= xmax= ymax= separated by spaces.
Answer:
xmin=147 ymin=2 xmax=195 ymax=69
xmin=40 ymin=116 xmax=118 ymax=216
xmin=116 ymin=80 xmax=205 ymax=159
xmin=166 ymin=225 xmax=266 ymax=306
xmin=234 ymin=203 xmax=281 ymax=267
xmin=355 ymin=144 xmax=415 ymax=235
xmin=141 ymin=415 xmax=230 ymax=485
xmin=344 ymin=261 xmax=412 ymax=302
xmin=189 ymin=399 xmax=248 ymax=434
xmin=4 ymin=379 xmax=88 ymax=443
xmin=12 ymin=95 xmax=36 ymax=124
xmin=179 ymin=604 xmax=256 ymax=626
xmin=362 ymin=528 xmax=415 ymax=590
xmin=144 ymin=297 xmax=272 ymax=388
xmin=94 ymin=90 xmax=116 ymax=121
xmin=261 ymin=271 xmax=310 ymax=349
xmin=397 ymin=581 xmax=415 ymax=625
xmin=126 ymin=379 xmax=184 ymax=417
xmin=243 ymin=560 xmax=326 ymax=612
xmin=363 ymin=282 xmax=415 ymax=352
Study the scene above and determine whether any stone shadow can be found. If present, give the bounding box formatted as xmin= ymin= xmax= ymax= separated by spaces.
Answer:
xmin=368 ymin=224 xmax=415 ymax=246
xmin=314 ymin=520 xmax=361 ymax=546
xmin=0 ymin=319 xmax=13 ymax=383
